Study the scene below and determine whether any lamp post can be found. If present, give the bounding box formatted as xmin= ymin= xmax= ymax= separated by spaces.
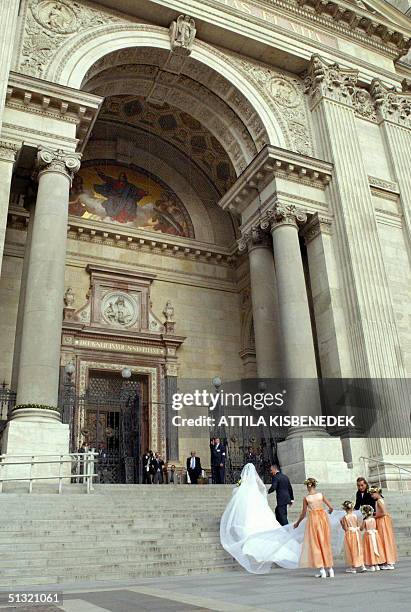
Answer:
xmin=62 ymin=361 xmax=76 ymax=451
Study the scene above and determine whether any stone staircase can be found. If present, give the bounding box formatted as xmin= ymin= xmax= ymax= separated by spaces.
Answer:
xmin=0 ymin=484 xmax=410 ymax=588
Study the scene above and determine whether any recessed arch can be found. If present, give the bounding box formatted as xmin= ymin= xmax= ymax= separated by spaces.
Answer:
xmin=45 ymin=24 xmax=288 ymax=158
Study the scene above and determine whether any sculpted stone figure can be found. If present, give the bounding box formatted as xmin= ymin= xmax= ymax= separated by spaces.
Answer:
xmin=63 ymin=287 xmax=75 ymax=307
xmin=163 ymin=301 xmax=175 ymax=323
xmin=169 ymin=15 xmax=196 ymax=55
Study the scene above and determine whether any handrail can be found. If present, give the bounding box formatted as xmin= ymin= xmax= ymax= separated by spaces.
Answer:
xmin=0 ymin=451 xmax=97 ymax=494
xmin=360 ymin=456 xmax=411 ymax=494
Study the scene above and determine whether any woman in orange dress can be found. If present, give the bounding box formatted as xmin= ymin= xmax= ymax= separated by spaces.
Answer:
xmin=294 ymin=478 xmax=334 ymax=578
xmin=370 ymin=486 xmax=398 ymax=570
xmin=360 ymin=504 xmax=385 ymax=571
xmin=340 ymin=500 xmax=365 ymax=573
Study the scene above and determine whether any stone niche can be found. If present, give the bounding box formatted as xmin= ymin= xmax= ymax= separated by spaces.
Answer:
xmin=63 ymin=264 xmax=165 ymax=334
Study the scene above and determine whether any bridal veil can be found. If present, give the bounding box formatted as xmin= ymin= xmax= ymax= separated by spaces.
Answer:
xmin=220 ymin=464 xmax=345 ymax=574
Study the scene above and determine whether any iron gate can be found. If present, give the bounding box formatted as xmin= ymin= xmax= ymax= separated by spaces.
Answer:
xmin=61 ymin=372 xmax=143 ymax=484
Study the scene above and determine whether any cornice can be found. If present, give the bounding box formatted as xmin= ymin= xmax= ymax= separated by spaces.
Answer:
xmin=218 ymin=144 xmax=333 ymax=215
xmin=6 ymin=72 xmax=103 ymax=151
xmin=6 ymin=206 xmax=238 ymax=267
xmin=149 ymin=0 xmax=411 ymax=59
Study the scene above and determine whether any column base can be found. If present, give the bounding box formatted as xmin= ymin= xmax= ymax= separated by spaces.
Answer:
xmin=1 ymin=408 xmax=70 ymax=483
xmin=277 ymin=436 xmax=356 ymax=484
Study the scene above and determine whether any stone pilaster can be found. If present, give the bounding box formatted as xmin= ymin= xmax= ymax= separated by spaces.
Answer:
xmin=0 ymin=1 xmax=19 ymax=133
xmin=238 ymin=226 xmax=282 ymax=379
xmin=16 ymin=147 xmax=81 ymax=407
xmin=0 ymin=141 xmax=18 ymax=277
xmin=165 ymin=367 xmax=179 ymax=462
xmin=305 ymin=55 xmax=411 ymax=469
xmin=301 ymin=213 xmax=352 ymax=379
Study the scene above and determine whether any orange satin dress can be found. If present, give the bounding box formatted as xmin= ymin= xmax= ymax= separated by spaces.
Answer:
xmin=299 ymin=492 xmax=333 ymax=569
xmin=375 ymin=499 xmax=398 ymax=565
xmin=342 ymin=513 xmax=364 ymax=568
xmin=363 ymin=516 xmax=385 ymax=566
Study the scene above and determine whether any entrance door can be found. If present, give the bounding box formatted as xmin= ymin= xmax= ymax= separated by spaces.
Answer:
xmin=82 ymin=371 xmax=149 ymax=483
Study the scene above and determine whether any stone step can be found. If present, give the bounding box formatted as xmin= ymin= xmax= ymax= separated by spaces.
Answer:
xmin=0 ymin=561 xmax=240 ymax=588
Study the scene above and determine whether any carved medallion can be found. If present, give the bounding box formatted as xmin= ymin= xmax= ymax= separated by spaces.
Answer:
xmin=31 ymin=0 xmax=77 ymax=34
xmin=101 ymin=292 xmax=138 ymax=328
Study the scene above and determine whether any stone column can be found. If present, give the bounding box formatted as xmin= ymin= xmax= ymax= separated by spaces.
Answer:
xmin=238 ymin=226 xmax=282 ymax=379
xmin=0 ymin=141 xmax=18 ymax=277
xmin=2 ymin=147 xmax=81 ymax=476
xmin=16 ymin=148 xmax=81 ymax=407
xmin=260 ymin=203 xmax=350 ymax=483
xmin=261 ymin=203 xmax=319 ymax=388
xmin=11 ymin=203 xmax=35 ymax=392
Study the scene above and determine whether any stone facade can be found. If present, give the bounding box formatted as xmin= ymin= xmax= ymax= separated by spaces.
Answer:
xmin=0 ymin=0 xmax=410 ymax=483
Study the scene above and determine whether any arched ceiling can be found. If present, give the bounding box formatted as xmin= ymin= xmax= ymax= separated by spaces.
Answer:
xmin=81 ymin=47 xmax=269 ymax=176
xmin=97 ymin=94 xmax=237 ymax=196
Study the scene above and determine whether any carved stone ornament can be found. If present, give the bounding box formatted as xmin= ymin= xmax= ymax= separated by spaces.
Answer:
xmin=36 ymin=147 xmax=81 ymax=182
xmin=101 ymin=292 xmax=138 ymax=328
xmin=0 ymin=141 xmax=19 ymax=163
xmin=260 ymin=203 xmax=307 ymax=232
xmin=20 ymin=0 xmax=122 ymax=77
xmin=369 ymin=79 xmax=411 ymax=129
xmin=64 ymin=287 xmax=75 ymax=307
xmin=304 ymin=55 xmax=358 ymax=107
xmin=163 ymin=301 xmax=175 ymax=323
xmin=169 ymin=15 xmax=196 ymax=55
xmin=237 ymin=226 xmax=271 ymax=252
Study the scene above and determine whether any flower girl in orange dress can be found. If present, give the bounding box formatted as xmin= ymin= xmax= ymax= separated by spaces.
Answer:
xmin=370 ymin=486 xmax=398 ymax=570
xmin=361 ymin=504 xmax=385 ymax=571
xmin=340 ymin=500 xmax=365 ymax=573
xmin=294 ymin=478 xmax=334 ymax=579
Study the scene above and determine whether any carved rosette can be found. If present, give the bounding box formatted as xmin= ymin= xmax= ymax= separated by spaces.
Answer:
xmin=36 ymin=147 xmax=81 ymax=183
xmin=237 ymin=226 xmax=271 ymax=252
xmin=0 ymin=141 xmax=19 ymax=163
xmin=369 ymin=79 xmax=411 ymax=129
xmin=304 ymin=55 xmax=358 ymax=107
xmin=260 ymin=203 xmax=307 ymax=234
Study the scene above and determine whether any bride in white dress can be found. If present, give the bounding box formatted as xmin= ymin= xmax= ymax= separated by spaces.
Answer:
xmin=220 ymin=463 xmax=345 ymax=574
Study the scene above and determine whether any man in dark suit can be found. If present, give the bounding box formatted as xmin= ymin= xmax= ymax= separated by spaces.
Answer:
xmin=211 ymin=437 xmax=226 ymax=484
xmin=151 ymin=452 xmax=163 ymax=484
xmin=354 ymin=476 xmax=376 ymax=511
xmin=186 ymin=451 xmax=202 ymax=484
xmin=268 ymin=464 xmax=294 ymax=526
xmin=142 ymin=450 xmax=152 ymax=484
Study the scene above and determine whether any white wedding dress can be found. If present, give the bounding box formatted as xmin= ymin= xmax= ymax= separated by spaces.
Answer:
xmin=220 ymin=464 xmax=345 ymax=574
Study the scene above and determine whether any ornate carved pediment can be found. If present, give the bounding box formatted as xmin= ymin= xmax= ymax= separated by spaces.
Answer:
xmin=63 ymin=265 xmax=165 ymax=333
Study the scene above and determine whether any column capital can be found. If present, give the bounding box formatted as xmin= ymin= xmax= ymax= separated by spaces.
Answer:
xmin=304 ymin=55 xmax=358 ymax=108
xmin=36 ymin=147 xmax=81 ymax=183
xmin=300 ymin=213 xmax=332 ymax=245
xmin=0 ymin=140 xmax=19 ymax=163
xmin=260 ymin=202 xmax=307 ymax=233
xmin=369 ymin=79 xmax=411 ymax=129
xmin=238 ymin=226 xmax=271 ymax=252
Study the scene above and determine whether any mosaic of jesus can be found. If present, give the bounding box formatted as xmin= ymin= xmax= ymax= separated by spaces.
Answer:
xmin=69 ymin=163 xmax=194 ymax=238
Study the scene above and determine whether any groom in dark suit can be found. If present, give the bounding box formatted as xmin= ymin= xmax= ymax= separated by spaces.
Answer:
xmin=268 ymin=464 xmax=294 ymax=526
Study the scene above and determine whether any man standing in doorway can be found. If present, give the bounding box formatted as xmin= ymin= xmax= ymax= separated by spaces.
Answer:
xmin=211 ymin=437 xmax=226 ymax=484
xmin=186 ymin=451 xmax=202 ymax=484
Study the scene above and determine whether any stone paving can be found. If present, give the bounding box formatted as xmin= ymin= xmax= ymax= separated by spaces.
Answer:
xmin=0 ymin=559 xmax=409 ymax=612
